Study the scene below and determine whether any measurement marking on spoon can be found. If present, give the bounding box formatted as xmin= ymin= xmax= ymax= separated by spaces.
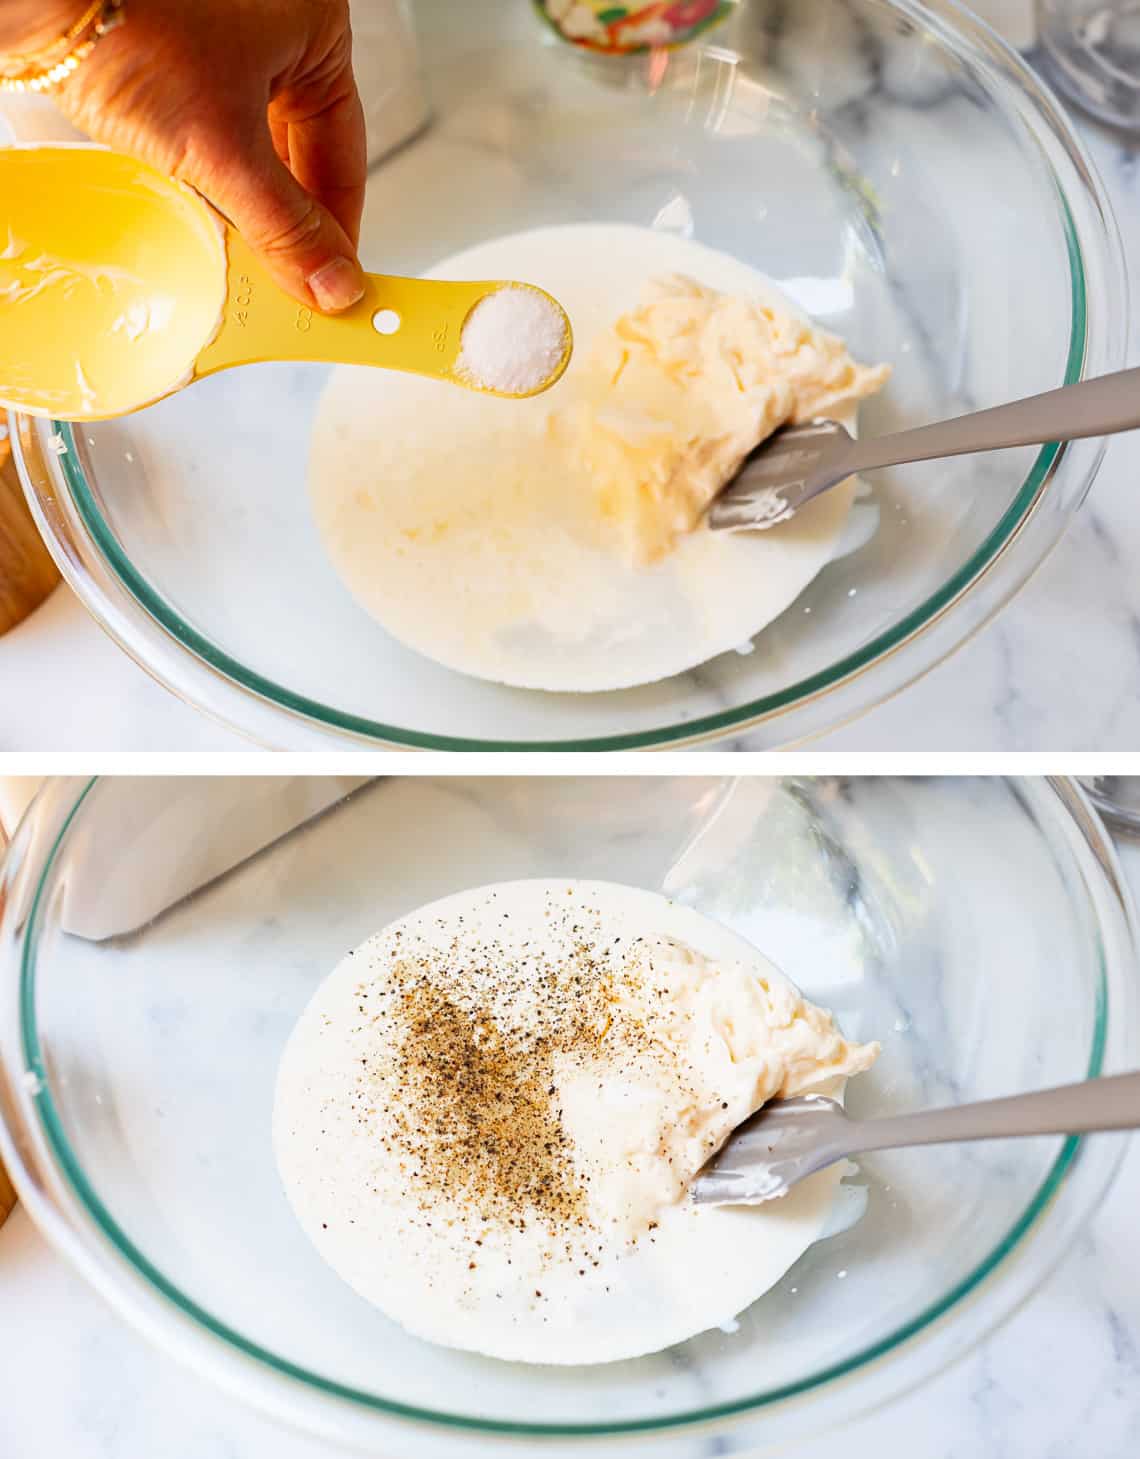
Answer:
xmin=233 ymin=273 xmax=253 ymax=327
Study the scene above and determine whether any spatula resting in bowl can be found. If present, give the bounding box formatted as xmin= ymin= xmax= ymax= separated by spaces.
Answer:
xmin=709 ymin=366 xmax=1140 ymax=532
xmin=690 ymin=1071 xmax=1140 ymax=1206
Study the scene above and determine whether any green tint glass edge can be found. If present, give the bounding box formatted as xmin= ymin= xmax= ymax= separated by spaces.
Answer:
xmin=50 ymin=157 xmax=1087 ymax=751
xmin=19 ymin=780 xmax=1107 ymax=1438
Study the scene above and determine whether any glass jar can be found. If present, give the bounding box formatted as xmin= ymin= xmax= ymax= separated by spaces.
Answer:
xmin=535 ymin=0 xmax=737 ymax=53
xmin=1036 ymin=0 xmax=1140 ymax=128
xmin=1078 ymin=777 xmax=1140 ymax=832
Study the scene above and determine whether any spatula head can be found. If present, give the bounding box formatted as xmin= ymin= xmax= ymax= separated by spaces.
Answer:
xmin=707 ymin=419 xmax=854 ymax=532
xmin=689 ymin=1095 xmax=852 ymax=1205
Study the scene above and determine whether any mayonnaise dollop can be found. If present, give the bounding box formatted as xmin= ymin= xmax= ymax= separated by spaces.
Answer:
xmin=550 ymin=273 xmax=890 ymax=563
xmin=558 ymin=932 xmax=879 ymax=1235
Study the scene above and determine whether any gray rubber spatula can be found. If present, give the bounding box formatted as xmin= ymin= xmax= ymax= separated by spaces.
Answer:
xmin=709 ymin=365 xmax=1140 ymax=531
xmin=690 ymin=1071 xmax=1140 ymax=1205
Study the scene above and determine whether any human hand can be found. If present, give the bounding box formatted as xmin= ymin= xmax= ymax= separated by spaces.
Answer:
xmin=28 ymin=0 xmax=368 ymax=312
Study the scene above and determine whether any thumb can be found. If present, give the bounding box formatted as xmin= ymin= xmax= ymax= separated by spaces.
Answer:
xmin=187 ymin=127 xmax=366 ymax=314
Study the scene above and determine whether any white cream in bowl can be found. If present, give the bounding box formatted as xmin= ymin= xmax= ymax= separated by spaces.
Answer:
xmin=274 ymin=879 xmax=879 ymax=1365
xmin=309 ymin=224 xmax=888 ymax=692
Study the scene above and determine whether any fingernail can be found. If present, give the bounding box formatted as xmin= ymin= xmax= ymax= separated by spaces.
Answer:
xmin=308 ymin=257 xmax=365 ymax=312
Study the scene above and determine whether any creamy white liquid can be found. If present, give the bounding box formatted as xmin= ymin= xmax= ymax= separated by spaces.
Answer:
xmin=308 ymin=224 xmax=859 ymax=693
xmin=0 ymin=147 xmax=228 ymax=421
xmin=274 ymin=879 xmax=869 ymax=1366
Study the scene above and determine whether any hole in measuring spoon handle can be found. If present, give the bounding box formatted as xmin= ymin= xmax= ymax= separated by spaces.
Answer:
xmin=372 ymin=309 xmax=402 ymax=336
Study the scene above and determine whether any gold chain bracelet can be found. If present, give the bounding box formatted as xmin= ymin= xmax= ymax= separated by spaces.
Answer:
xmin=0 ymin=0 xmax=126 ymax=93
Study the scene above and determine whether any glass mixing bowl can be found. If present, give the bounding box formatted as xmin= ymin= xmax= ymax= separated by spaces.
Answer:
xmin=8 ymin=0 xmax=1127 ymax=749
xmin=1 ymin=776 xmax=1136 ymax=1457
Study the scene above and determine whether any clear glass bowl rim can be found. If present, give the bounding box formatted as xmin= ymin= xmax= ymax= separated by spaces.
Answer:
xmin=0 ymin=775 xmax=1131 ymax=1443
xmin=11 ymin=0 xmax=1130 ymax=750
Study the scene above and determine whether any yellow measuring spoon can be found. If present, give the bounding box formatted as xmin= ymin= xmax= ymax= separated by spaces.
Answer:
xmin=0 ymin=145 xmax=573 ymax=422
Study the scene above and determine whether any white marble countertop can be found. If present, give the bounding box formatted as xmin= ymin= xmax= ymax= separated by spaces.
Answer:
xmin=0 ymin=4 xmax=1137 ymax=753
xmin=1 ymin=796 xmax=1138 ymax=1459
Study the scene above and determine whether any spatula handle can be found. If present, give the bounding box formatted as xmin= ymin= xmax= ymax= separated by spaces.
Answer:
xmin=846 ymin=366 xmax=1140 ymax=474
xmin=849 ymin=1071 xmax=1140 ymax=1154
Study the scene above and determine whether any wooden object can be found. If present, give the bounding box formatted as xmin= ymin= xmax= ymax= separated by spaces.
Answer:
xmin=0 ymin=412 xmax=59 ymax=636
xmin=0 ymin=1159 xmax=14 ymax=1227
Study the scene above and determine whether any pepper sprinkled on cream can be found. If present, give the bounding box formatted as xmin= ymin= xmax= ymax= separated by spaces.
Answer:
xmin=274 ymin=879 xmax=879 ymax=1364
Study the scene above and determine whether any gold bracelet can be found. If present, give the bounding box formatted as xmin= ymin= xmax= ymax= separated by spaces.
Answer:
xmin=0 ymin=0 xmax=126 ymax=94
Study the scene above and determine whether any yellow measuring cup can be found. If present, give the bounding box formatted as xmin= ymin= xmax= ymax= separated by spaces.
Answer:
xmin=0 ymin=145 xmax=573 ymax=422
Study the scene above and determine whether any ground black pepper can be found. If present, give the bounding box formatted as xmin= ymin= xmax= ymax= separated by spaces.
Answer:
xmin=349 ymin=891 xmax=664 ymax=1245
